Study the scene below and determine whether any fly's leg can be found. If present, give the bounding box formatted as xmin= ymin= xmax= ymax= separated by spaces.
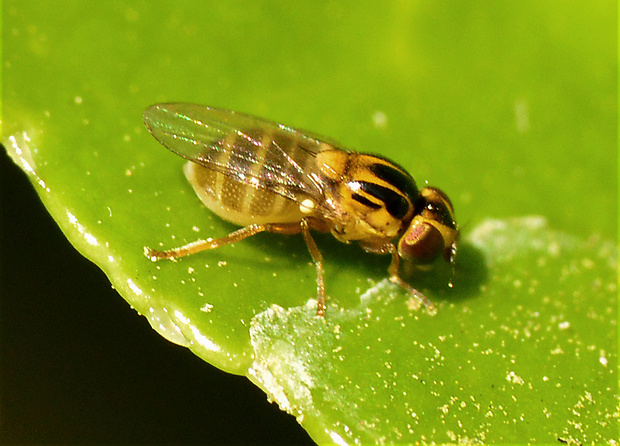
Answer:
xmin=145 ymin=224 xmax=271 ymax=260
xmin=146 ymin=220 xmax=328 ymax=317
xmin=386 ymin=245 xmax=437 ymax=315
xmin=300 ymin=218 xmax=326 ymax=317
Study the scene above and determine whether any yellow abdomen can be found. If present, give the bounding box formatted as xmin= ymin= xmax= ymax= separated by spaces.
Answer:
xmin=184 ymin=162 xmax=305 ymax=226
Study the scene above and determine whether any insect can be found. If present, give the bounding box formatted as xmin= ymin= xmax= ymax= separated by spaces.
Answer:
xmin=143 ymin=103 xmax=458 ymax=317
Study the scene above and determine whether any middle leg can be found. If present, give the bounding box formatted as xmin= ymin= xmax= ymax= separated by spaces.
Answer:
xmin=300 ymin=218 xmax=326 ymax=317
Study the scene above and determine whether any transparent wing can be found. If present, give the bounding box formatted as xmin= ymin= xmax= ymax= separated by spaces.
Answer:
xmin=144 ymin=103 xmax=342 ymax=213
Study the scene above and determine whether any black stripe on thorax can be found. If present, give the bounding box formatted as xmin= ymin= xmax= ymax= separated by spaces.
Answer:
xmin=357 ymin=181 xmax=411 ymax=219
xmin=352 ymin=192 xmax=382 ymax=210
xmin=368 ymin=161 xmax=418 ymax=204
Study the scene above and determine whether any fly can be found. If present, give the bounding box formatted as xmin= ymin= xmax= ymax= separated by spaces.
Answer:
xmin=143 ymin=103 xmax=458 ymax=316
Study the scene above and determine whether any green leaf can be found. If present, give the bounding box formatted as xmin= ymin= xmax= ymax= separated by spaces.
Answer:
xmin=4 ymin=1 xmax=617 ymax=444
xmin=248 ymin=217 xmax=617 ymax=444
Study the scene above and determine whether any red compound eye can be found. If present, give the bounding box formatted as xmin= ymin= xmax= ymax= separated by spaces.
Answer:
xmin=398 ymin=221 xmax=444 ymax=264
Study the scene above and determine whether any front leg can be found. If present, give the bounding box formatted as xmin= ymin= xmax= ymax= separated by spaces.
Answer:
xmin=361 ymin=241 xmax=436 ymax=314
